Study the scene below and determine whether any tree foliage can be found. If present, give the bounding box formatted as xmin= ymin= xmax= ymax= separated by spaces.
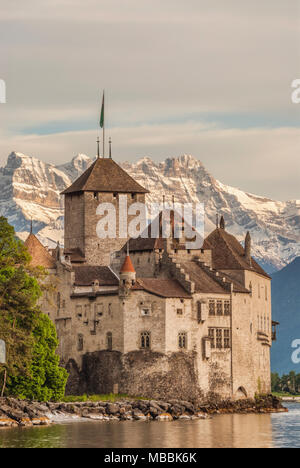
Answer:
xmin=8 ymin=314 xmax=68 ymax=401
xmin=271 ymin=371 xmax=300 ymax=395
xmin=0 ymin=216 xmax=68 ymax=400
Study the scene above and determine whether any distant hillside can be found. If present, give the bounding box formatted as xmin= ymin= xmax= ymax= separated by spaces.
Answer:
xmin=271 ymin=257 xmax=300 ymax=375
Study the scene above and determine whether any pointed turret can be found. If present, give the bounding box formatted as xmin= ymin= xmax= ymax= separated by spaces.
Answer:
xmin=120 ymin=255 xmax=136 ymax=288
xmin=219 ymin=216 xmax=225 ymax=230
xmin=245 ymin=231 xmax=252 ymax=265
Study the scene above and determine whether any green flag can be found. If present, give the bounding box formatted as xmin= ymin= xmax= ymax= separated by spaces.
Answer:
xmin=100 ymin=92 xmax=104 ymax=128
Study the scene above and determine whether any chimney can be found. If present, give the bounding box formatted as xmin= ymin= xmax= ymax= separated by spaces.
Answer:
xmin=219 ymin=216 xmax=225 ymax=230
xmin=245 ymin=231 xmax=252 ymax=265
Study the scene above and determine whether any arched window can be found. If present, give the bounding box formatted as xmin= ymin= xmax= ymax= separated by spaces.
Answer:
xmin=106 ymin=332 xmax=112 ymax=351
xmin=140 ymin=331 xmax=151 ymax=349
xmin=77 ymin=334 xmax=84 ymax=351
xmin=178 ymin=332 xmax=187 ymax=349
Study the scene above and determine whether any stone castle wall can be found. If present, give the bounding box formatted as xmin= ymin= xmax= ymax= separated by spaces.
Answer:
xmin=66 ymin=350 xmax=203 ymax=402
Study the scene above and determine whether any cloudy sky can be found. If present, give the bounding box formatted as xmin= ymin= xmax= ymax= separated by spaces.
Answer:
xmin=0 ymin=0 xmax=299 ymax=200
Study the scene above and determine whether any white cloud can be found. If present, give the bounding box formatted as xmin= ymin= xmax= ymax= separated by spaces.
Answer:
xmin=0 ymin=0 xmax=299 ymax=200
xmin=0 ymin=122 xmax=299 ymax=201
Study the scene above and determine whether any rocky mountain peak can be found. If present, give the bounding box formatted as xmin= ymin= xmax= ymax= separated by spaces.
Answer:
xmin=0 ymin=151 xmax=299 ymax=272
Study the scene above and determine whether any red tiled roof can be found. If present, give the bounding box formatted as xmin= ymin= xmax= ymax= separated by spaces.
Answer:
xmin=133 ymin=278 xmax=191 ymax=298
xmin=180 ymin=260 xmax=249 ymax=294
xmin=64 ymin=248 xmax=85 ymax=263
xmin=74 ymin=266 xmax=119 ymax=286
xmin=61 ymin=158 xmax=149 ymax=195
xmin=120 ymin=255 xmax=135 ymax=273
xmin=24 ymin=234 xmax=56 ymax=269
xmin=203 ymin=228 xmax=270 ymax=279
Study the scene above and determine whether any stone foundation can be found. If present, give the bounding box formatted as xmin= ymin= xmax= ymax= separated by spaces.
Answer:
xmin=65 ymin=350 xmax=203 ymax=402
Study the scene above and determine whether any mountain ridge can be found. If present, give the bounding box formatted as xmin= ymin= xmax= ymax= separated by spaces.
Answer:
xmin=0 ymin=151 xmax=299 ymax=272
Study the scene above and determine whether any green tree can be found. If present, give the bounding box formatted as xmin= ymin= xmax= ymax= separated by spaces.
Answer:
xmin=271 ymin=372 xmax=281 ymax=392
xmin=0 ymin=216 xmax=67 ymax=400
xmin=8 ymin=314 xmax=68 ymax=401
xmin=0 ymin=217 xmax=41 ymax=392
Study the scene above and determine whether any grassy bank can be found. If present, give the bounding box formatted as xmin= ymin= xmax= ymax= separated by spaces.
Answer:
xmin=62 ymin=393 xmax=144 ymax=403
xmin=272 ymin=392 xmax=300 ymax=398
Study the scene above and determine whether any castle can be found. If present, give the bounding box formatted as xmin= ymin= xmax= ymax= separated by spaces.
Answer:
xmin=25 ymin=156 xmax=275 ymax=401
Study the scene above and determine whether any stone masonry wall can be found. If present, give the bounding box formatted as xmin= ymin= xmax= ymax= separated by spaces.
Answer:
xmin=66 ymin=350 xmax=203 ymax=402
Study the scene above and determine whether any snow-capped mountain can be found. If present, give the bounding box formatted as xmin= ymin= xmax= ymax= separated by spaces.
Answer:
xmin=0 ymin=152 xmax=299 ymax=272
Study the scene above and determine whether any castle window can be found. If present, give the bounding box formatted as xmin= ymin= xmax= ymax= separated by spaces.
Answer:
xmin=95 ymin=303 xmax=103 ymax=316
xmin=216 ymin=329 xmax=223 ymax=349
xmin=106 ymin=332 xmax=112 ymax=350
xmin=113 ymin=193 xmax=117 ymax=199
xmin=265 ymin=285 xmax=268 ymax=301
xmin=216 ymin=300 xmax=223 ymax=316
xmin=77 ymin=334 xmax=84 ymax=352
xmin=57 ymin=292 xmax=61 ymax=310
xmin=209 ymin=328 xmax=230 ymax=349
xmin=224 ymin=329 xmax=231 ymax=349
xmin=177 ymin=308 xmax=183 ymax=316
xmin=178 ymin=332 xmax=187 ymax=349
xmin=76 ymin=305 xmax=82 ymax=319
xmin=93 ymin=192 xmax=98 ymax=200
xmin=208 ymin=328 xmax=215 ymax=349
xmin=141 ymin=308 xmax=151 ymax=316
xmin=258 ymin=285 xmax=261 ymax=299
xmin=132 ymin=193 xmax=137 ymax=201
xmin=209 ymin=300 xmax=215 ymax=316
xmin=197 ymin=302 xmax=202 ymax=323
xmin=249 ymin=282 xmax=252 ymax=297
xmin=140 ymin=331 xmax=151 ymax=349
xmin=224 ymin=300 xmax=230 ymax=316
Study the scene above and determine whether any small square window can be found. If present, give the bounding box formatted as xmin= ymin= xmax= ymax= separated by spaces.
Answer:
xmin=177 ymin=309 xmax=183 ymax=316
xmin=141 ymin=308 xmax=150 ymax=316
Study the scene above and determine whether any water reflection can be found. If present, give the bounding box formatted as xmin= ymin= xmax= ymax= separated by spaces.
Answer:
xmin=0 ymin=413 xmax=275 ymax=448
xmin=3 ymin=404 xmax=300 ymax=448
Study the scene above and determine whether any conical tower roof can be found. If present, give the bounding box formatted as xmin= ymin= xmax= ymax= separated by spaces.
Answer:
xmin=24 ymin=233 xmax=56 ymax=269
xmin=120 ymin=255 xmax=136 ymax=273
xmin=61 ymin=158 xmax=149 ymax=195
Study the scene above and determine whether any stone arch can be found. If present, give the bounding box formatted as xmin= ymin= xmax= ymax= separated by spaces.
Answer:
xmin=236 ymin=386 xmax=248 ymax=399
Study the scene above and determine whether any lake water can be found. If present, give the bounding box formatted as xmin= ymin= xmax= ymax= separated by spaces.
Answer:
xmin=0 ymin=403 xmax=299 ymax=448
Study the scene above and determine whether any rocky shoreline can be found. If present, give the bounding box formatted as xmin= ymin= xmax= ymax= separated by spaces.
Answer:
xmin=0 ymin=395 xmax=287 ymax=428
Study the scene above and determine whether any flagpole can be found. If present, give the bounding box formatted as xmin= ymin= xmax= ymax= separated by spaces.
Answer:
xmin=103 ymin=91 xmax=105 ymax=158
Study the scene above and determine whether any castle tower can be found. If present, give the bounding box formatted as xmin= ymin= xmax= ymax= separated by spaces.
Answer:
xmin=119 ymin=254 xmax=136 ymax=298
xmin=120 ymin=254 xmax=136 ymax=284
xmin=61 ymin=158 xmax=149 ymax=266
